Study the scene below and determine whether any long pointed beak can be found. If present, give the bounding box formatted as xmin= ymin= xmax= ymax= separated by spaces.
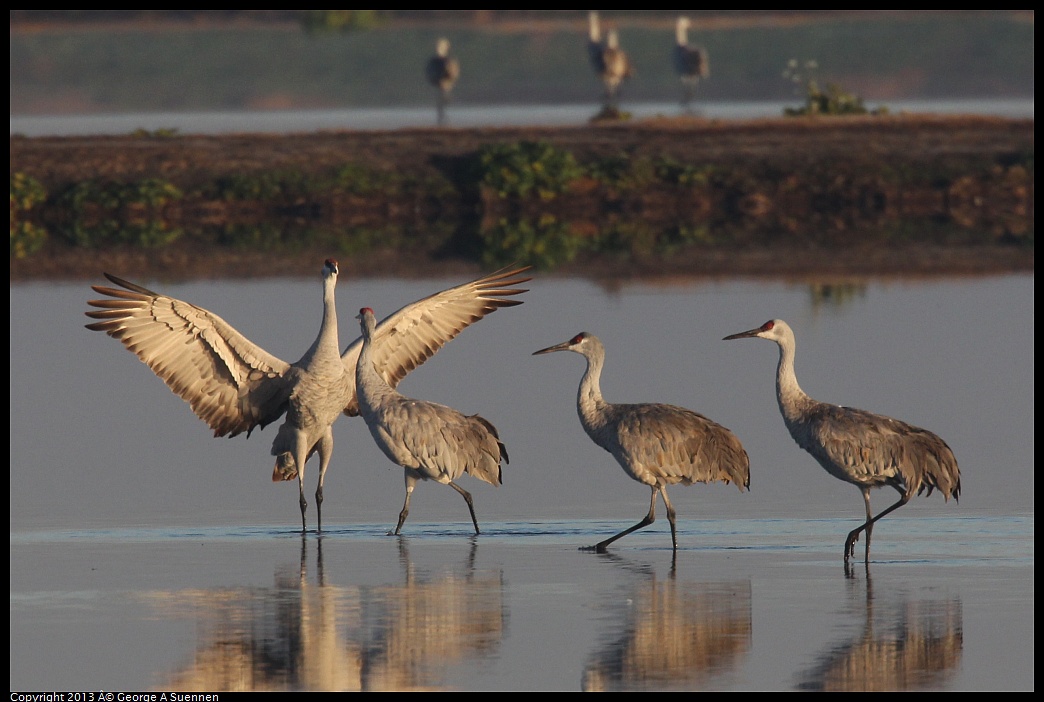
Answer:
xmin=532 ymin=341 xmax=572 ymax=356
xmin=723 ymin=328 xmax=761 ymax=341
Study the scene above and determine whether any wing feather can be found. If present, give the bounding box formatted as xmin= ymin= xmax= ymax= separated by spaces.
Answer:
xmin=339 ymin=265 xmax=531 ymax=416
xmin=85 ymin=273 xmax=293 ymax=438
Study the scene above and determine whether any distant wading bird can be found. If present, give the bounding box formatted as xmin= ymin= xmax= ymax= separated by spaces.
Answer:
xmin=587 ymin=12 xmax=634 ymax=111
xmin=723 ymin=319 xmax=961 ymax=563
xmin=355 ymin=307 xmax=507 ymax=535
xmin=85 ymin=263 xmax=531 ymax=533
xmin=674 ymin=16 xmax=709 ymax=112
xmin=427 ymin=37 xmax=460 ymax=126
xmin=533 ymin=332 xmax=750 ymax=553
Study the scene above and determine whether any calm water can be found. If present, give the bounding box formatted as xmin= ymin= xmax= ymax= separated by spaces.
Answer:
xmin=9 ymin=273 xmax=1034 ymax=691
xmin=8 ymin=98 xmax=1035 ymax=136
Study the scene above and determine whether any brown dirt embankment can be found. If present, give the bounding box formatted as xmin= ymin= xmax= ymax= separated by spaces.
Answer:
xmin=9 ymin=114 xmax=1034 ymax=282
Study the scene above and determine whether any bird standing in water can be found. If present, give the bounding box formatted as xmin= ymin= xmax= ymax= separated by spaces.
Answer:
xmin=355 ymin=306 xmax=507 ymax=535
xmin=723 ymin=318 xmax=961 ymax=563
xmin=534 ymin=332 xmax=749 ymax=553
xmin=427 ymin=37 xmax=460 ymax=126
xmin=86 ymin=263 xmax=530 ymax=533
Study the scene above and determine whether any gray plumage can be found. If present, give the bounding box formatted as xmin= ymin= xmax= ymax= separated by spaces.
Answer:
xmin=85 ymin=263 xmax=530 ymax=533
xmin=427 ymin=37 xmax=460 ymax=126
xmin=533 ymin=332 xmax=750 ymax=553
xmin=723 ymin=318 xmax=961 ymax=563
xmin=674 ymin=17 xmax=709 ymax=112
xmin=587 ymin=13 xmax=634 ymax=110
xmin=355 ymin=306 xmax=506 ymax=535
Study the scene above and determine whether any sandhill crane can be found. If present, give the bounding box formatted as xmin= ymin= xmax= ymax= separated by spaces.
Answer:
xmin=587 ymin=13 xmax=634 ymax=111
xmin=355 ymin=307 xmax=507 ymax=535
xmin=674 ymin=16 xmax=709 ymax=112
xmin=723 ymin=319 xmax=961 ymax=563
xmin=426 ymin=37 xmax=460 ymax=126
xmin=587 ymin=11 xmax=606 ymax=75
xmin=533 ymin=332 xmax=750 ymax=553
xmin=85 ymin=264 xmax=531 ymax=533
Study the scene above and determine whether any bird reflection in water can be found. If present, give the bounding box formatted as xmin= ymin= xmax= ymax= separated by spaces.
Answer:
xmin=145 ymin=536 xmax=505 ymax=692
xmin=581 ymin=556 xmax=751 ymax=691
xmin=360 ymin=537 xmax=506 ymax=690
xmin=796 ymin=572 xmax=963 ymax=691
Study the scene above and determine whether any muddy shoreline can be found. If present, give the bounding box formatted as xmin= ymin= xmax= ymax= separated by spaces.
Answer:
xmin=10 ymin=114 xmax=1034 ymax=282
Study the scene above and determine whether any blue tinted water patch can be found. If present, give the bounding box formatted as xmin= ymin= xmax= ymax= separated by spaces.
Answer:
xmin=10 ymin=516 xmax=1032 ymax=563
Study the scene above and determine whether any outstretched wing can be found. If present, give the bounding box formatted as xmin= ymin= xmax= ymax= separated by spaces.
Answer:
xmin=85 ymin=274 xmax=294 ymax=438
xmin=339 ymin=265 xmax=531 ymax=416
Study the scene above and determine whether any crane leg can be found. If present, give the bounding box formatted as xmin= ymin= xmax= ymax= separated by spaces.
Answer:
xmin=586 ymin=486 xmax=658 ymax=553
xmin=436 ymin=93 xmax=447 ymax=126
xmin=845 ymin=488 xmax=911 ymax=563
xmin=449 ymin=481 xmax=480 ymax=534
xmin=314 ymin=432 xmax=333 ymax=533
xmin=659 ymin=486 xmax=679 ymax=551
xmin=291 ymin=438 xmax=309 ymax=533
xmin=297 ymin=475 xmax=308 ymax=534
xmin=393 ymin=477 xmax=417 ymax=536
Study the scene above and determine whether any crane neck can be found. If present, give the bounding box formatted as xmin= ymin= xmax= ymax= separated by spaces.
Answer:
xmin=589 ymin=13 xmax=600 ymax=43
xmin=300 ymin=272 xmax=341 ymax=367
xmin=676 ymin=22 xmax=687 ymax=46
xmin=356 ymin=316 xmax=395 ymax=407
xmin=576 ymin=346 xmax=610 ymax=433
xmin=774 ymin=336 xmax=813 ymax=424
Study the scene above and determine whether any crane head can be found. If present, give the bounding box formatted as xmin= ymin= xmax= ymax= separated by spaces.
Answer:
xmin=532 ymin=331 xmax=593 ymax=356
xmin=723 ymin=319 xmax=791 ymax=345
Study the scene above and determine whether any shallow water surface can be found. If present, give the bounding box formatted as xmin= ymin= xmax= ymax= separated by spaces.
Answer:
xmin=9 ymin=273 xmax=1034 ymax=690
xmin=9 ymin=517 xmax=1033 ymax=691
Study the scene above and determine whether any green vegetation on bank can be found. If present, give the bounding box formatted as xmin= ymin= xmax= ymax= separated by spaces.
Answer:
xmin=11 ymin=134 xmax=1033 ymax=271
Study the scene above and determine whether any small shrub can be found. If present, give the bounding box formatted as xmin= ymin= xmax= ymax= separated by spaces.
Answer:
xmin=588 ymin=154 xmax=657 ymax=190
xmin=478 ymin=141 xmax=585 ymax=201
xmin=782 ymin=59 xmax=881 ymax=117
xmin=10 ymin=172 xmax=46 ymax=212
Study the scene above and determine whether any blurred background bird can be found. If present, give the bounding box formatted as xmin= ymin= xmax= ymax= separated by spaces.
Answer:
xmin=674 ymin=16 xmax=710 ymax=113
xmin=427 ymin=36 xmax=460 ymax=126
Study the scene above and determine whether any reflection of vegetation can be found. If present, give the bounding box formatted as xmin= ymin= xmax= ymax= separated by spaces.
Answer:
xmin=10 ymin=173 xmax=48 ymax=258
xmin=207 ymin=169 xmax=319 ymax=201
xmin=10 ymin=128 xmax=1031 ymax=272
xmin=213 ymin=222 xmax=455 ymax=257
xmin=10 ymin=222 xmax=48 ymax=259
xmin=655 ymin=158 xmax=714 ymax=187
xmin=62 ymin=220 xmax=183 ymax=249
xmin=477 ymin=141 xmax=584 ymax=200
xmin=332 ymin=163 xmax=404 ymax=196
xmin=809 ymin=281 xmax=867 ymax=313
xmin=478 ymin=215 xmax=588 ymax=270
xmin=782 ymin=59 xmax=886 ymax=117
xmin=300 ymin=10 xmax=383 ymax=34
xmin=56 ymin=178 xmax=183 ymax=248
